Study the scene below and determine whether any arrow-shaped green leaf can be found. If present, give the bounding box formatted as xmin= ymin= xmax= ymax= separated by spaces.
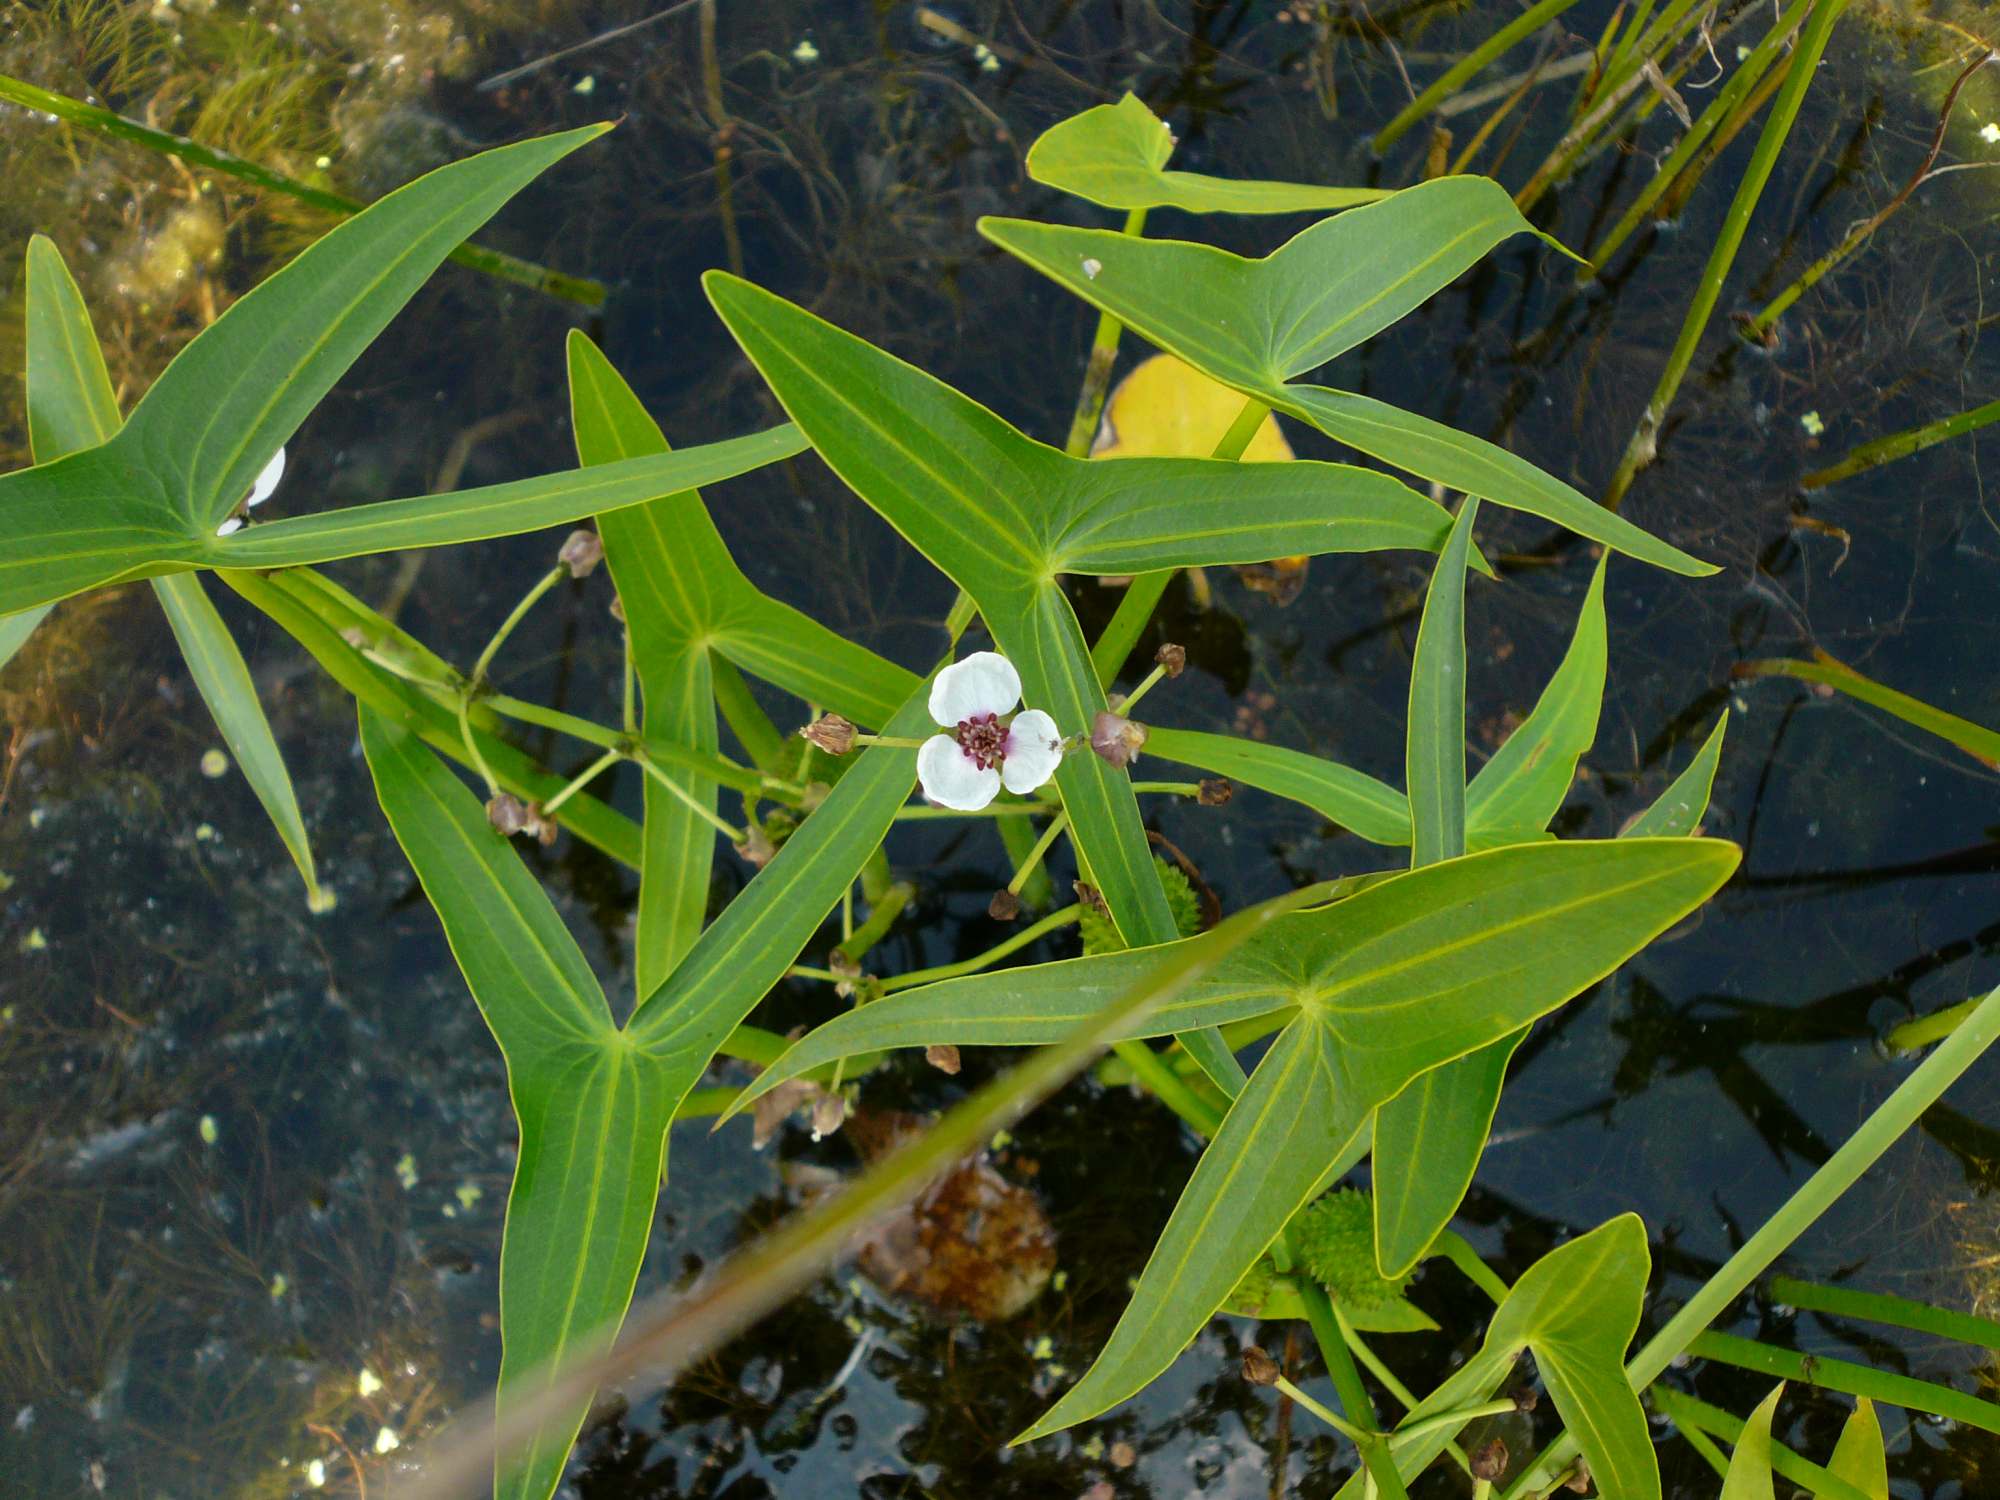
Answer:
xmin=1027 ymin=93 xmax=1388 ymax=215
xmin=979 ymin=198 xmax=1717 ymax=577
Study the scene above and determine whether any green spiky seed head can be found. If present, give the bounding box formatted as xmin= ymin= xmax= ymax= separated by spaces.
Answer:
xmin=1293 ymin=1189 xmax=1411 ymax=1313
xmin=1080 ymin=858 xmax=1202 ymax=954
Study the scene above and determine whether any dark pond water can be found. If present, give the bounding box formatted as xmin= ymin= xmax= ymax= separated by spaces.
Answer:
xmin=5 ymin=2 xmax=2000 ymax=1497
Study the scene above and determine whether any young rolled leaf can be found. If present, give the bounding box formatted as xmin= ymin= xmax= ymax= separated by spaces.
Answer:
xmin=1028 ymin=92 xmax=1387 ymax=215
xmin=27 ymin=233 xmax=319 ymax=897
xmin=1623 ymin=713 xmax=1728 ymax=838
xmin=979 ymin=199 xmax=1716 ymax=577
xmin=1345 ymin=1217 xmax=1660 ymax=1500
xmin=360 ymin=708 xmax=663 ymax=1500
xmin=1406 ymin=499 xmax=1478 ymax=867
xmin=1466 ymin=555 xmax=1607 ymax=839
xmin=1721 ymin=1385 xmax=1785 ymax=1500
xmin=1141 ymin=726 xmax=1412 ymax=846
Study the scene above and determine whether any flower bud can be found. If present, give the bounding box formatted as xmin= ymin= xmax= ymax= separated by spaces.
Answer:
xmin=1509 ymin=1384 xmax=1539 ymax=1413
xmin=735 ymin=824 xmax=776 ymax=868
xmin=809 ymin=1091 xmax=847 ymax=1141
xmin=559 ymin=528 xmax=605 ymax=578
xmin=925 ymin=1043 xmax=962 ymax=1076
xmin=1562 ymin=1459 xmax=1592 ymax=1494
xmin=1154 ymin=642 xmax=1186 ymax=678
xmin=531 ymin=805 xmax=560 ymax=846
xmin=988 ymin=888 xmax=1022 ymax=921
xmin=1090 ymin=710 xmax=1148 ymax=770
xmin=486 ymin=793 xmax=531 ymax=837
xmin=801 ymin=714 xmax=857 ymax=755
xmin=1240 ymin=1346 xmax=1280 ymax=1386
xmin=1198 ymin=777 xmax=1234 ymax=806
xmin=1471 ymin=1438 xmax=1509 ymax=1482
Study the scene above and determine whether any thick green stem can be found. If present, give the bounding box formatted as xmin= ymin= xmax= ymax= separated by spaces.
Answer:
xmin=1299 ymin=1278 xmax=1381 ymax=1432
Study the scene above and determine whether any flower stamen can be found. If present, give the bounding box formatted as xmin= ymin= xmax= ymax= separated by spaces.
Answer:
xmin=956 ymin=712 xmax=1008 ymax=771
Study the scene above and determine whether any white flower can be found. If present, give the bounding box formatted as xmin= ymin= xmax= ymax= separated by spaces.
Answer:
xmin=916 ymin=652 xmax=1062 ymax=811
xmin=216 ymin=447 xmax=285 ymax=536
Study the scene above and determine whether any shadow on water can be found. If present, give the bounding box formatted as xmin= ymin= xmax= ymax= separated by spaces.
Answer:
xmin=7 ymin=0 xmax=2000 ymax=1495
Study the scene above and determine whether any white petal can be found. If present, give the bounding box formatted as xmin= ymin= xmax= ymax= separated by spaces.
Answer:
xmin=215 ymin=515 xmax=245 ymax=537
xmin=1001 ymin=709 xmax=1063 ymax=794
xmin=929 ymin=651 xmax=1021 ymax=728
xmin=917 ymin=733 xmax=1001 ymax=810
xmin=246 ymin=447 xmax=286 ymax=508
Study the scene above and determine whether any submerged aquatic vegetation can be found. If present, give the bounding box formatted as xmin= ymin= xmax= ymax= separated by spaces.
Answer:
xmin=7 ymin=8 xmax=2000 ymax=1496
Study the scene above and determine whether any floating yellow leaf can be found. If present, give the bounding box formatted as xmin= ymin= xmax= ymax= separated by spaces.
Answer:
xmin=1092 ymin=353 xmax=1294 ymax=462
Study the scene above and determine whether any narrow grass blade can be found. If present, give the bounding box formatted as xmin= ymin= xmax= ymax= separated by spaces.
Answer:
xmin=1735 ymin=652 xmax=2000 ymax=770
xmin=1802 ymin=395 xmax=2000 ymax=490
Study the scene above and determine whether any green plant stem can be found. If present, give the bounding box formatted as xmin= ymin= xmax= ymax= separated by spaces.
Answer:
xmin=636 ymin=754 xmax=748 ymax=841
xmin=712 ymin=656 xmax=787 ymax=770
xmin=1734 ymin=652 xmax=2000 ymax=769
xmin=621 ymin=632 xmax=638 ymax=735
xmin=540 ymin=747 xmax=621 ymax=816
xmin=1436 ymin=1230 xmax=1513 ymax=1305
xmin=1340 ymin=1313 xmax=1475 ymax=1475
xmin=1116 ymin=663 xmax=1170 ymax=716
xmin=832 ymin=881 xmax=917 ymax=967
xmin=472 ymin=566 xmax=567 ymax=685
xmin=1600 ymin=0 xmax=1849 ymax=511
xmin=1802 ymin=394 xmax=2000 ymax=488
xmin=458 ymin=692 xmax=500 ymax=797
xmin=1089 ymin=395 xmax=1269 ymax=687
xmin=1885 ymin=995 xmax=1986 ymax=1052
xmin=1004 ymin=813 xmax=1071 ymax=896
xmin=1273 ymin=1372 xmax=1372 ymax=1444
xmin=1372 ymin=0 xmax=1587 ymax=153
xmin=1064 ymin=206 xmax=1148 ymax=457
xmin=0 ymin=73 xmax=606 ymax=307
xmin=1389 ymin=1400 xmax=1516 ymax=1447
xmin=1689 ymin=1329 xmax=2000 ymax=1432
xmin=1299 ymin=1277 xmax=1381 ymax=1432
xmin=1502 ymin=977 xmax=2000 ymax=1499
xmin=1677 ymin=1421 xmax=1732 ymax=1481
xmin=1109 ymin=1036 xmax=1226 ymax=1135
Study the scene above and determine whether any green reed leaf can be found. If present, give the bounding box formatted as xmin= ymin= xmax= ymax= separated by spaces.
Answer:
xmin=1141 ymin=726 xmax=1412 ymax=846
xmin=1467 ymin=556 xmax=1607 ymax=838
xmin=979 ymin=201 xmax=1716 ymax=576
xmin=1624 ymin=713 xmax=1727 ymax=838
xmin=1721 ymin=1385 xmax=1784 ymax=1500
xmin=1028 ymin=93 xmax=1387 ymax=215
xmin=1407 ymin=499 xmax=1477 ymax=867
xmin=359 ymin=707 xmax=659 ymax=1500
xmin=1826 ymin=1398 xmax=1888 ymax=1500
xmin=1736 ymin=651 xmax=2000 ymax=771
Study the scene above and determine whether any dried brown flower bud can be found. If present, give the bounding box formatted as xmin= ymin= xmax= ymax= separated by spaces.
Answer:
xmin=1471 ymin=1438 xmax=1509 ymax=1483
xmin=1107 ymin=1441 xmax=1137 ymax=1470
xmin=829 ymin=949 xmax=862 ymax=979
xmin=1198 ymin=778 xmax=1234 ymax=806
xmin=486 ymin=792 xmax=531 ymax=837
xmin=1562 ymin=1458 xmax=1592 ymax=1494
xmin=809 ymin=1092 xmax=847 ymax=1141
xmin=1509 ymin=1384 xmax=1539 ymax=1413
xmin=1240 ymin=1346 xmax=1280 ymax=1386
xmin=1074 ymin=882 xmax=1110 ymax=919
xmin=1090 ymin=710 xmax=1148 ymax=770
xmin=735 ymin=824 xmax=776 ymax=868
xmin=558 ymin=528 xmax=604 ymax=578
xmin=925 ymin=1043 xmax=962 ymax=1076
xmin=531 ymin=804 xmax=560 ymax=846
xmin=1154 ymin=642 xmax=1187 ymax=678
xmin=801 ymin=714 xmax=857 ymax=755
xmin=988 ymin=888 xmax=1022 ymax=921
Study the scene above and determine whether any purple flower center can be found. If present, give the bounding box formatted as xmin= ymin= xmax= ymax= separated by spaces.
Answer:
xmin=955 ymin=712 xmax=1008 ymax=771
